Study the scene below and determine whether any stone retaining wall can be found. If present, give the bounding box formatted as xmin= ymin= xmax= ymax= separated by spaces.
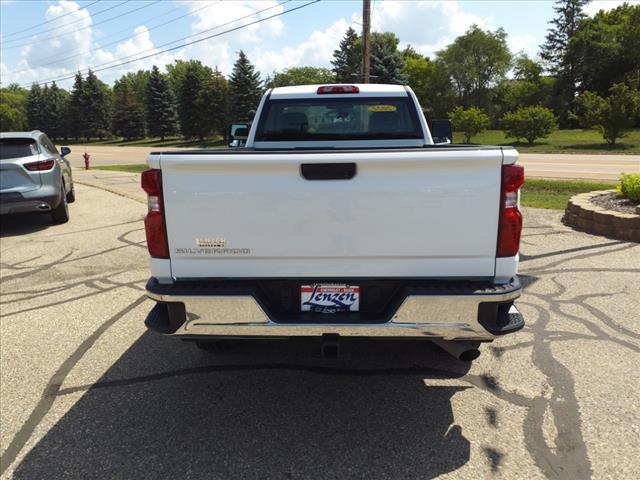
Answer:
xmin=562 ymin=190 xmax=640 ymax=243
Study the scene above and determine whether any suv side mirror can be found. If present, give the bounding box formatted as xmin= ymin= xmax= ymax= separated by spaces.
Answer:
xmin=228 ymin=123 xmax=249 ymax=148
xmin=60 ymin=146 xmax=71 ymax=157
xmin=430 ymin=119 xmax=452 ymax=144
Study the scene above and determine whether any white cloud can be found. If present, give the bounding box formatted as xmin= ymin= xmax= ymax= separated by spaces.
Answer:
xmin=509 ymin=33 xmax=538 ymax=57
xmin=584 ymin=0 xmax=640 ymax=16
xmin=370 ymin=0 xmax=494 ymax=58
xmin=249 ymin=18 xmax=351 ymax=74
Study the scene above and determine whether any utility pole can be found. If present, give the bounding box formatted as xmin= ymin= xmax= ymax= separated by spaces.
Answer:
xmin=362 ymin=0 xmax=371 ymax=83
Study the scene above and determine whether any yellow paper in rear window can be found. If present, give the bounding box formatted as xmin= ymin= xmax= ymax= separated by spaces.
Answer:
xmin=368 ymin=105 xmax=397 ymax=112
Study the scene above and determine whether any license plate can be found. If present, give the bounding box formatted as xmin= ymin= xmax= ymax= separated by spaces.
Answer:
xmin=301 ymin=284 xmax=360 ymax=313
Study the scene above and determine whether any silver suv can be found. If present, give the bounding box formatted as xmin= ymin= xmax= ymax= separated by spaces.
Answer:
xmin=0 ymin=131 xmax=75 ymax=223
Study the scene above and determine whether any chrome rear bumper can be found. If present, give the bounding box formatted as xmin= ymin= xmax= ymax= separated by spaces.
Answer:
xmin=145 ymin=277 xmax=524 ymax=341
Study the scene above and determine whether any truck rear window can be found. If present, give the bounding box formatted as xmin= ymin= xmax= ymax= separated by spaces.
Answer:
xmin=0 ymin=138 xmax=39 ymax=159
xmin=255 ymin=97 xmax=423 ymax=141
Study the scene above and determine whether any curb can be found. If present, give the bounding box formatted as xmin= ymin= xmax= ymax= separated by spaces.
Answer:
xmin=562 ymin=190 xmax=640 ymax=243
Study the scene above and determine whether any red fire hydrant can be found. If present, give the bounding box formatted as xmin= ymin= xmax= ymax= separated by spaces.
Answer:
xmin=83 ymin=152 xmax=90 ymax=170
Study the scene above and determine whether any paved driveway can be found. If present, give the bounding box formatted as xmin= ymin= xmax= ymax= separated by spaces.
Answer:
xmin=0 ymin=184 xmax=638 ymax=479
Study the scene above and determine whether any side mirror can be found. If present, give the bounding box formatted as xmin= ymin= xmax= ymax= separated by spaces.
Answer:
xmin=234 ymin=127 xmax=249 ymax=138
xmin=430 ymin=119 xmax=452 ymax=144
xmin=228 ymin=123 xmax=249 ymax=148
xmin=60 ymin=146 xmax=71 ymax=157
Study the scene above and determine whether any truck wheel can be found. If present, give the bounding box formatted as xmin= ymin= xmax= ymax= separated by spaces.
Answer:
xmin=51 ymin=186 xmax=70 ymax=223
xmin=195 ymin=340 xmax=238 ymax=353
xmin=66 ymin=184 xmax=76 ymax=203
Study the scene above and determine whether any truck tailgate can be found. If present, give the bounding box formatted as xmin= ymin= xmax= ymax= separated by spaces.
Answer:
xmin=160 ymin=149 xmax=504 ymax=278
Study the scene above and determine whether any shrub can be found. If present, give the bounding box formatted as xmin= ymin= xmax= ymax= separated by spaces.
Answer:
xmin=576 ymin=83 xmax=640 ymax=145
xmin=619 ymin=173 xmax=640 ymax=203
xmin=448 ymin=106 xmax=490 ymax=143
xmin=502 ymin=106 xmax=557 ymax=144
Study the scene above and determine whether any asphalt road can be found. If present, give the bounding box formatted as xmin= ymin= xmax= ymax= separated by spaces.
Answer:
xmin=63 ymin=144 xmax=640 ymax=180
xmin=1 ymin=183 xmax=639 ymax=479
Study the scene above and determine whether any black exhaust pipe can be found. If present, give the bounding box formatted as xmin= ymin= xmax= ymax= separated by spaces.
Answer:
xmin=432 ymin=339 xmax=481 ymax=361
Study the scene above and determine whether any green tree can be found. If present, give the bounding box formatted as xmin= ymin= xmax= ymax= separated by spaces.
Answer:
xmin=571 ymin=4 xmax=640 ymax=97
xmin=502 ymin=106 xmax=558 ymax=144
xmin=575 ymin=83 xmax=640 ymax=145
xmin=116 ymin=70 xmax=150 ymax=104
xmin=82 ymin=70 xmax=112 ymax=140
xmin=229 ymin=50 xmax=262 ymax=123
xmin=196 ymin=67 xmax=229 ymax=138
xmin=144 ymin=65 xmax=178 ymax=141
xmin=437 ymin=25 xmax=511 ymax=111
xmin=267 ymin=67 xmax=335 ymax=87
xmin=448 ymin=106 xmax=490 ymax=143
xmin=166 ymin=60 xmax=212 ymax=97
xmin=0 ymin=85 xmax=28 ymax=131
xmin=404 ymin=53 xmax=456 ymax=119
xmin=26 ymin=83 xmax=44 ymax=130
xmin=500 ymin=55 xmax=555 ymax=111
xmin=370 ymin=32 xmax=408 ymax=84
xmin=112 ymin=82 xmax=145 ymax=140
xmin=331 ymin=27 xmax=361 ymax=82
xmin=177 ymin=62 xmax=208 ymax=139
xmin=41 ymin=81 xmax=69 ymax=140
xmin=67 ymin=72 xmax=85 ymax=140
xmin=539 ymin=0 xmax=588 ymax=125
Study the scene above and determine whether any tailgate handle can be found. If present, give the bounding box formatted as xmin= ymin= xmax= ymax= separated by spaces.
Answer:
xmin=301 ymin=163 xmax=356 ymax=180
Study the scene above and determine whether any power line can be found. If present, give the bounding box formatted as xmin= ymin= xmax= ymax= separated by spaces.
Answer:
xmin=5 ymin=1 xmax=158 ymax=50
xmin=1 ymin=0 xmax=100 ymax=39
xmin=21 ymin=0 xmax=321 ymax=88
xmin=14 ymin=1 xmax=220 ymax=74
xmin=2 ymin=1 xmax=131 ymax=46
xmin=26 ymin=0 xmax=297 ymax=86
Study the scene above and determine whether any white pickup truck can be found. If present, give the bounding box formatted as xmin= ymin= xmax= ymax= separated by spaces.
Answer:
xmin=142 ymin=84 xmax=525 ymax=361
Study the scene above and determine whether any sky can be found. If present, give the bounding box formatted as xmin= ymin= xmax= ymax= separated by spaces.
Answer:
xmin=0 ymin=0 xmax=637 ymax=89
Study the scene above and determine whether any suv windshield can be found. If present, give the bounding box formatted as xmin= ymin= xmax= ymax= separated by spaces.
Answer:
xmin=255 ymin=96 xmax=423 ymax=141
xmin=0 ymin=138 xmax=39 ymax=159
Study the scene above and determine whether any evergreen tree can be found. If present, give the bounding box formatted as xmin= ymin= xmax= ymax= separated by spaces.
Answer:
xmin=82 ymin=70 xmax=112 ymax=140
xmin=539 ymin=0 xmax=588 ymax=125
xmin=26 ymin=83 xmax=44 ymax=130
xmin=540 ymin=0 xmax=587 ymax=74
xmin=68 ymin=72 xmax=85 ymax=140
xmin=113 ymin=82 xmax=145 ymax=139
xmin=177 ymin=62 xmax=207 ymax=139
xmin=41 ymin=81 xmax=68 ymax=140
xmin=331 ymin=27 xmax=361 ymax=82
xmin=197 ymin=67 xmax=229 ymax=138
xmin=229 ymin=50 xmax=262 ymax=123
xmin=370 ymin=32 xmax=408 ymax=85
xmin=145 ymin=65 xmax=178 ymax=141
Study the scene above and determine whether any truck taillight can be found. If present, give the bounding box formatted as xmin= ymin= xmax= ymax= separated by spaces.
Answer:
xmin=141 ymin=169 xmax=169 ymax=259
xmin=497 ymin=164 xmax=524 ymax=257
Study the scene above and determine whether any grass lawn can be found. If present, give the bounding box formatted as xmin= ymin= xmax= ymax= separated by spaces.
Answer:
xmin=93 ymin=164 xmax=617 ymax=210
xmin=93 ymin=164 xmax=148 ymax=173
xmin=76 ymin=129 xmax=640 ymax=153
xmin=521 ymin=178 xmax=616 ymax=209
xmin=453 ymin=129 xmax=640 ymax=154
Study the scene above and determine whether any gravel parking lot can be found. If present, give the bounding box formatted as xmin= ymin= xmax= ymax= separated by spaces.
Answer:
xmin=1 ymin=181 xmax=639 ymax=479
